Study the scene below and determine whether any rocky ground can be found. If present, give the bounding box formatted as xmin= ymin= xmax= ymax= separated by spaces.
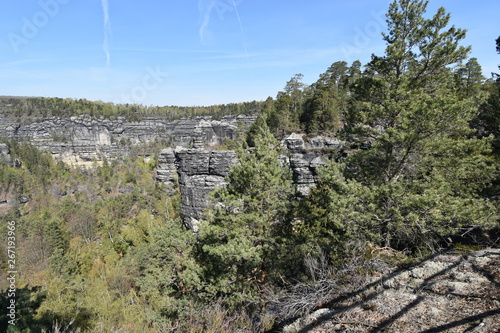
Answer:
xmin=282 ymin=249 xmax=500 ymax=333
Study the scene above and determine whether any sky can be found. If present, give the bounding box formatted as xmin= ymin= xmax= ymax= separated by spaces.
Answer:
xmin=1 ymin=0 xmax=499 ymax=107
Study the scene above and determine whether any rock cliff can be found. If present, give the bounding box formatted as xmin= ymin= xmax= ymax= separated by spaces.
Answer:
xmin=0 ymin=143 xmax=10 ymax=163
xmin=1 ymin=110 xmax=346 ymax=230
xmin=156 ymin=133 xmax=346 ymax=229
xmin=0 ymin=114 xmax=256 ymax=166
xmin=281 ymin=133 xmax=345 ymax=195
xmin=157 ymin=147 xmax=237 ymax=230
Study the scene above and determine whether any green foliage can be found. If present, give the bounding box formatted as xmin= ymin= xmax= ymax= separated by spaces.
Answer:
xmin=0 ymin=2 xmax=499 ymax=331
xmin=245 ymin=113 xmax=267 ymax=147
xmin=472 ymin=38 xmax=500 ymax=196
xmin=131 ymin=218 xmax=201 ymax=320
xmin=0 ymin=143 xmax=185 ymax=331
xmin=301 ymin=61 xmax=360 ymax=134
xmin=198 ymin=123 xmax=296 ymax=306
xmin=271 ymin=74 xmax=306 ymax=135
xmin=0 ymin=287 xmax=52 ymax=332
xmin=302 ymin=0 xmax=499 ymax=255
xmin=369 ymin=0 xmax=470 ymax=88
xmin=455 ymin=58 xmax=485 ymax=99
xmin=0 ymin=96 xmax=263 ymax=121
xmin=297 ymin=162 xmax=370 ymax=256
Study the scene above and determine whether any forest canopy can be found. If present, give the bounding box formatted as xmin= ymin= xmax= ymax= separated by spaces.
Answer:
xmin=0 ymin=96 xmax=263 ymax=121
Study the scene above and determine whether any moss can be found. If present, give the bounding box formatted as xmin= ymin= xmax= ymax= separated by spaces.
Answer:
xmin=453 ymin=243 xmax=481 ymax=254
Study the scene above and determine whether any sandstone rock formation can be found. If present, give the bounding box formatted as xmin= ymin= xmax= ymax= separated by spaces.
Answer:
xmin=0 ymin=143 xmax=10 ymax=163
xmin=281 ymin=133 xmax=344 ymax=195
xmin=156 ymin=133 xmax=346 ymax=229
xmin=0 ymin=114 xmax=256 ymax=166
xmin=157 ymin=147 xmax=237 ymax=230
xmin=0 ymin=110 xmax=346 ymax=229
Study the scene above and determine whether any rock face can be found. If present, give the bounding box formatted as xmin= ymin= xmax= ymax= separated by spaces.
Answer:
xmin=157 ymin=147 xmax=237 ymax=230
xmin=279 ymin=133 xmax=377 ymax=195
xmin=0 ymin=114 xmax=256 ymax=165
xmin=0 ymin=143 xmax=10 ymax=163
xmin=281 ymin=133 xmax=345 ymax=195
xmin=157 ymin=133 xmax=346 ymax=229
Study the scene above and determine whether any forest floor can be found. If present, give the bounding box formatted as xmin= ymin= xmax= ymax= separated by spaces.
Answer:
xmin=282 ymin=249 xmax=500 ymax=333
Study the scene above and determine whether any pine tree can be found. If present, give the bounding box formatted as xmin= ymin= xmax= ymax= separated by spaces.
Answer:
xmin=197 ymin=123 xmax=295 ymax=305
xmin=301 ymin=61 xmax=346 ymax=134
xmin=471 ymin=37 xmax=500 ymax=198
xmin=455 ymin=57 xmax=485 ymax=99
xmin=308 ymin=0 xmax=498 ymax=252
xmin=132 ymin=218 xmax=202 ymax=319
xmin=347 ymin=0 xmax=491 ymax=183
xmin=274 ymin=74 xmax=306 ymax=134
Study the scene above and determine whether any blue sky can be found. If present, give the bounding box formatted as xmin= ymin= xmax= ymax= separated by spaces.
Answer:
xmin=1 ymin=0 xmax=499 ymax=107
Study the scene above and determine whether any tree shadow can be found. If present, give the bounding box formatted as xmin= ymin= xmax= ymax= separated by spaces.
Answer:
xmin=469 ymin=250 xmax=500 ymax=288
xmin=0 ymin=286 xmax=52 ymax=332
xmin=1 ymin=285 xmax=96 ymax=332
xmin=276 ymin=249 xmax=500 ymax=333
xmin=368 ymin=296 xmax=425 ymax=333
xmin=420 ymin=308 xmax=500 ymax=333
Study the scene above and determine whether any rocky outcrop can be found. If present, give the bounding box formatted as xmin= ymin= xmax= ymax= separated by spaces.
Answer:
xmin=0 ymin=143 xmax=10 ymax=163
xmin=0 ymin=114 xmax=256 ymax=165
xmin=287 ymin=151 xmax=329 ymax=195
xmin=281 ymin=248 xmax=500 ymax=332
xmin=157 ymin=147 xmax=237 ymax=230
xmin=281 ymin=133 xmax=346 ymax=195
xmin=156 ymin=133 xmax=346 ymax=229
xmin=282 ymin=133 xmax=346 ymax=151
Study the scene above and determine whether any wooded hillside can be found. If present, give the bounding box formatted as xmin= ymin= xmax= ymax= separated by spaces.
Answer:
xmin=1 ymin=1 xmax=499 ymax=332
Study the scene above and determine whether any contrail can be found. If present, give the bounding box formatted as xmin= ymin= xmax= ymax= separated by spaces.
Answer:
xmin=198 ymin=0 xmax=248 ymax=57
xmin=199 ymin=0 xmax=216 ymax=45
xmin=101 ymin=0 xmax=111 ymax=66
xmin=231 ymin=0 xmax=248 ymax=58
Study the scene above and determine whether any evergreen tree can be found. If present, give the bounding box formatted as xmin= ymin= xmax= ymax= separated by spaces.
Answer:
xmin=471 ymin=36 xmax=500 ymax=197
xmin=197 ymin=123 xmax=295 ymax=306
xmin=307 ymin=0 xmax=498 ymax=252
xmin=368 ymin=0 xmax=469 ymax=89
xmin=301 ymin=61 xmax=361 ymax=134
xmin=132 ymin=218 xmax=202 ymax=320
xmin=274 ymin=74 xmax=306 ymax=134
xmin=473 ymin=37 xmax=500 ymax=143
xmin=455 ymin=57 xmax=485 ymax=99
